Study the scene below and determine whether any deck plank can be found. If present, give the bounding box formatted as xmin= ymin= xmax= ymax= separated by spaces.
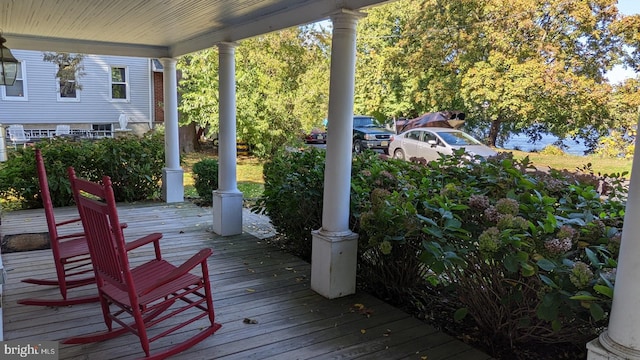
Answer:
xmin=0 ymin=202 xmax=492 ymax=359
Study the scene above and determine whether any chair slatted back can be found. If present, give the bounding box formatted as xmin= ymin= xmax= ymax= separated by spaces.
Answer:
xmin=8 ymin=125 xmax=28 ymax=141
xmin=55 ymin=125 xmax=71 ymax=136
xmin=35 ymin=149 xmax=60 ymax=248
xmin=18 ymin=150 xmax=97 ymax=307
xmin=69 ymin=170 xmax=132 ymax=292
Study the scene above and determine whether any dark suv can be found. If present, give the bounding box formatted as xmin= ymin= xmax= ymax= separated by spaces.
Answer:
xmin=352 ymin=115 xmax=395 ymax=154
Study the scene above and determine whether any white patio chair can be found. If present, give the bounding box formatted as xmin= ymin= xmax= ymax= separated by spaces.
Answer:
xmin=7 ymin=125 xmax=30 ymax=149
xmin=55 ymin=125 xmax=71 ymax=137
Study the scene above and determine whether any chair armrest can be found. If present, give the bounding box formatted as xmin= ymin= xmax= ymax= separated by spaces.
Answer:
xmin=125 ymin=233 xmax=163 ymax=252
xmin=138 ymin=248 xmax=213 ymax=296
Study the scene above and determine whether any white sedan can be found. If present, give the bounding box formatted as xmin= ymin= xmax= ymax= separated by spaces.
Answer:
xmin=389 ymin=127 xmax=497 ymax=162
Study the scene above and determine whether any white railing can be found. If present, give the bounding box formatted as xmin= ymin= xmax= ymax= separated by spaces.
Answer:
xmin=7 ymin=129 xmax=114 ymax=141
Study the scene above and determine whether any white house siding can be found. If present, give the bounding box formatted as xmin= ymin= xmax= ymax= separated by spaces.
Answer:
xmin=0 ymin=50 xmax=152 ymax=132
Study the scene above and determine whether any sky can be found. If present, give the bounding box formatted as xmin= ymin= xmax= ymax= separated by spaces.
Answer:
xmin=607 ymin=0 xmax=640 ymax=83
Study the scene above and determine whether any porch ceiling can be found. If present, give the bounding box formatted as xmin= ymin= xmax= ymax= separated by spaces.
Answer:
xmin=0 ymin=0 xmax=388 ymax=58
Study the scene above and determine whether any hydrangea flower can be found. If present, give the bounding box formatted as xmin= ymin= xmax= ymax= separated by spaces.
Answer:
xmin=570 ymin=261 xmax=594 ymax=289
xmin=484 ymin=206 xmax=500 ymax=222
xmin=495 ymin=198 xmax=519 ymax=216
xmin=557 ymin=225 xmax=577 ymax=242
xmin=478 ymin=227 xmax=501 ymax=252
xmin=544 ymin=238 xmax=572 ymax=254
xmin=380 ymin=240 xmax=392 ymax=255
xmin=468 ymin=194 xmax=490 ymax=210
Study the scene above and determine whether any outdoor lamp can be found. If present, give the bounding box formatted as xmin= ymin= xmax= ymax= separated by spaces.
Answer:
xmin=0 ymin=33 xmax=18 ymax=86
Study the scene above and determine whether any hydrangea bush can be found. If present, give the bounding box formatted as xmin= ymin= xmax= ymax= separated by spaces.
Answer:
xmin=352 ymin=151 xmax=626 ymax=349
xmin=257 ymin=148 xmax=627 ymax=354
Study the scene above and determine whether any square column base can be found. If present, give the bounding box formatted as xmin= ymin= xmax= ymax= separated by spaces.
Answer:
xmin=311 ymin=230 xmax=358 ymax=299
xmin=588 ymin=332 xmax=640 ymax=360
xmin=212 ymin=191 xmax=243 ymax=236
xmin=162 ymin=168 xmax=184 ymax=203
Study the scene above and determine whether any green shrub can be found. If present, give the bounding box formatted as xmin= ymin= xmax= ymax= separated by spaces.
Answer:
xmin=255 ymin=148 xmax=628 ymax=358
xmin=540 ymin=144 xmax=566 ymax=156
xmin=0 ymin=133 xmax=165 ymax=209
xmin=0 ymin=147 xmax=40 ymax=209
xmin=0 ymin=138 xmax=97 ymax=209
xmin=365 ymin=152 xmax=625 ymax=353
xmin=88 ymin=132 xmax=165 ymax=202
xmin=350 ymin=152 xmax=429 ymax=303
xmin=192 ymin=158 xmax=219 ymax=204
xmin=253 ymin=147 xmax=325 ymax=261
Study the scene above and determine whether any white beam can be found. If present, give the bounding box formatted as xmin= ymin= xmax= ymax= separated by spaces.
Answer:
xmin=170 ymin=0 xmax=388 ymax=57
xmin=8 ymin=35 xmax=170 ymax=59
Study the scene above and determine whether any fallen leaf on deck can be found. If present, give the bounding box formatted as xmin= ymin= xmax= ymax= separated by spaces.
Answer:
xmin=243 ymin=318 xmax=258 ymax=324
xmin=360 ymin=329 xmax=366 ymax=334
xmin=350 ymin=303 xmax=374 ymax=317
xmin=246 ymin=288 xmax=256 ymax=292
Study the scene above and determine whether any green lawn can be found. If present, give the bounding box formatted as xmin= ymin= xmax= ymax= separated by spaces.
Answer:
xmin=182 ymin=152 xmax=264 ymax=199
xmin=504 ymin=149 xmax=633 ymax=177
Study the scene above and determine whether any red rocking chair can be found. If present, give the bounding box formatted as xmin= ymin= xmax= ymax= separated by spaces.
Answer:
xmin=18 ymin=148 xmax=98 ymax=306
xmin=64 ymin=168 xmax=221 ymax=359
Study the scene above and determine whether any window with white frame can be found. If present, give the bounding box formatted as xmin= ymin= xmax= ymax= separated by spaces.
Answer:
xmin=92 ymin=124 xmax=113 ymax=138
xmin=57 ymin=63 xmax=79 ymax=101
xmin=110 ymin=66 xmax=129 ymax=101
xmin=2 ymin=61 xmax=28 ymax=100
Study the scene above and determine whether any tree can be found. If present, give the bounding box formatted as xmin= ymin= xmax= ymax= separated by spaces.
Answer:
xmin=613 ymin=14 xmax=640 ymax=73
xmin=598 ymin=78 xmax=640 ymax=158
xmin=354 ymin=1 xmax=420 ymax=120
xmin=178 ymin=49 xmax=220 ymax=137
xmin=178 ymin=26 xmax=331 ymax=157
xmin=359 ymin=0 xmax=622 ymax=147
xmin=42 ymin=52 xmax=85 ymax=97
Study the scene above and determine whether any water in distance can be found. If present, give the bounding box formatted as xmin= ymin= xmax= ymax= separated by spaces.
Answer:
xmin=501 ymin=133 xmax=588 ymax=156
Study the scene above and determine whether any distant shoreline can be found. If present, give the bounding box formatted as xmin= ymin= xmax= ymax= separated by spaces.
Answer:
xmin=501 ymin=133 xmax=587 ymax=156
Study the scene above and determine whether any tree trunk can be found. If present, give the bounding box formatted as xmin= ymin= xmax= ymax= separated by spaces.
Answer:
xmin=488 ymin=119 xmax=501 ymax=147
xmin=178 ymin=122 xmax=200 ymax=153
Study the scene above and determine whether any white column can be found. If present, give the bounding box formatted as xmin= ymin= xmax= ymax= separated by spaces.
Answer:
xmin=311 ymin=9 xmax=365 ymax=299
xmin=587 ymin=117 xmax=640 ymax=359
xmin=159 ymin=58 xmax=184 ymax=203
xmin=0 ymin=125 xmax=6 ymax=162
xmin=212 ymin=42 xmax=243 ymax=236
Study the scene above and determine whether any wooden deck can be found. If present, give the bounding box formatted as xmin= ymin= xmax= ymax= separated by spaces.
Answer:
xmin=0 ymin=202 xmax=493 ymax=359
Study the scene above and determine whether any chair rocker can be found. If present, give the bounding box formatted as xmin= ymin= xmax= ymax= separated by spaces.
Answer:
xmin=64 ymin=168 xmax=221 ymax=359
xmin=18 ymin=148 xmax=98 ymax=306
